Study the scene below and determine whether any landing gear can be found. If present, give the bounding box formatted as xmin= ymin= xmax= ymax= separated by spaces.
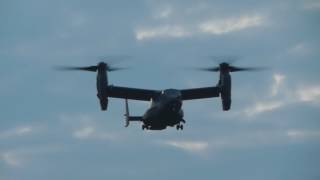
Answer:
xmin=176 ymin=119 xmax=185 ymax=130
xmin=142 ymin=124 xmax=149 ymax=130
xmin=176 ymin=124 xmax=183 ymax=130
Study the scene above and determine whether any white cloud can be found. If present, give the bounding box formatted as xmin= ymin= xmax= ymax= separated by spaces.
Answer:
xmin=296 ymin=85 xmax=320 ymax=103
xmin=73 ymin=126 xmax=95 ymax=139
xmin=243 ymin=73 xmax=286 ymax=117
xmin=73 ymin=126 xmax=116 ymax=140
xmin=287 ymin=129 xmax=320 ymax=140
xmin=135 ymin=14 xmax=265 ymax=41
xmin=199 ymin=15 xmax=263 ymax=35
xmin=154 ymin=6 xmax=172 ymax=19
xmin=1 ymin=145 xmax=63 ymax=168
xmin=243 ymin=73 xmax=320 ymax=117
xmin=288 ymin=43 xmax=313 ymax=56
xmin=162 ymin=140 xmax=209 ymax=154
xmin=271 ymin=74 xmax=286 ymax=96
xmin=244 ymin=101 xmax=284 ymax=117
xmin=245 ymin=84 xmax=320 ymax=117
xmin=59 ymin=114 xmax=119 ymax=140
xmin=1 ymin=152 xmax=22 ymax=167
xmin=0 ymin=126 xmax=33 ymax=139
xmin=135 ymin=25 xmax=191 ymax=41
xmin=160 ymin=129 xmax=320 ymax=157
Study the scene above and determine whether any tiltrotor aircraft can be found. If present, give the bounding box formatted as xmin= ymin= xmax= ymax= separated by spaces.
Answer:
xmin=58 ymin=61 xmax=262 ymax=131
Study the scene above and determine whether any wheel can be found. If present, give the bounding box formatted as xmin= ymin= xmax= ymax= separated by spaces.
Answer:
xmin=176 ymin=125 xmax=180 ymax=130
xmin=180 ymin=125 xmax=184 ymax=130
xmin=142 ymin=125 xmax=146 ymax=130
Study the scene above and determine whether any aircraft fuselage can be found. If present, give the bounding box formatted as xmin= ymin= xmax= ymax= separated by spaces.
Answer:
xmin=142 ymin=89 xmax=185 ymax=130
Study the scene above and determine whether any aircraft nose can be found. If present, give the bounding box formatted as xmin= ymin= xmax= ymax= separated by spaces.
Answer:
xmin=170 ymin=99 xmax=182 ymax=111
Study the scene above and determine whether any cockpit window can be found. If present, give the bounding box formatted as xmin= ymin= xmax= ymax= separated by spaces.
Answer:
xmin=162 ymin=89 xmax=182 ymax=98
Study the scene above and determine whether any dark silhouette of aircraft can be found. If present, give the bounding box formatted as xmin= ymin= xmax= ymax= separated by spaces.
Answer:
xmin=57 ymin=61 xmax=262 ymax=130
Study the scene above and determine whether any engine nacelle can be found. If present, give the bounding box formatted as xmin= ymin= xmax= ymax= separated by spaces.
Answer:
xmin=96 ymin=62 xmax=109 ymax=111
xmin=219 ymin=72 xmax=232 ymax=111
xmin=221 ymin=93 xmax=231 ymax=111
xmin=99 ymin=98 xmax=108 ymax=111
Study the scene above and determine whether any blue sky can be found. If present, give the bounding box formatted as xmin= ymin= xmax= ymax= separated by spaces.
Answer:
xmin=1 ymin=0 xmax=320 ymax=179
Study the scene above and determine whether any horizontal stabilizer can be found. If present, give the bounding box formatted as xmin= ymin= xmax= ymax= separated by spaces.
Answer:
xmin=128 ymin=116 xmax=143 ymax=121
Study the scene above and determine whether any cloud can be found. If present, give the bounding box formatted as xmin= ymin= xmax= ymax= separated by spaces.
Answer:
xmin=199 ymin=15 xmax=264 ymax=35
xmin=1 ymin=152 xmax=22 ymax=167
xmin=161 ymin=129 xmax=320 ymax=157
xmin=135 ymin=13 xmax=266 ymax=41
xmin=59 ymin=114 xmax=120 ymax=140
xmin=73 ymin=126 xmax=95 ymax=139
xmin=287 ymin=42 xmax=314 ymax=56
xmin=271 ymin=74 xmax=286 ymax=96
xmin=243 ymin=73 xmax=320 ymax=117
xmin=244 ymin=101 xmax=284 ymax=117
xmin=0 ymin=126 xmax=34 ymax=139
xmin=1 ymin=145 xmax=63 ymax=168
xmin=73 ymin=126 xmax=116 ymax=140
xmin=153 ymin=6 xmax=172 ymax=19
xmin=287 ymin=129 xmax=320 ymax=140
xmin=296 ymin=85 xmax=320 ymax=103
xmin=245 ymin=85 xmax=320 ymax=117
xmin=162 ymin=140 xmax=209 ymax=154
xmin=244 ymin=73 xmax=287 ymax=116
xmin=135 ymin=25 xmax=191 ymax=41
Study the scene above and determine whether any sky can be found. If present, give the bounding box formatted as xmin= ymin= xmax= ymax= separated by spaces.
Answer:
xmin=0 ymin=0 xmax=320 ymax=179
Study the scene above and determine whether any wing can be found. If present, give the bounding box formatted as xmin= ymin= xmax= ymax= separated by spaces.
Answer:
xmin=180 ymin=86 xmax=220 ymax=100
xmin=107 ymin=85 xmax=161 ymax=101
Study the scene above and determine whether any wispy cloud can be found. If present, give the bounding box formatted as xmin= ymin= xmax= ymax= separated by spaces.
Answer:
xmin=1 ymin=152 xmax=22 ymax=167
xmin=161 ymin=129 xmax=320 ymax=157
xmin=1 ymin=145 xmax=63 ymax=168
xmin=287 ymin=129 xmax=320 ymax=140
xmin=73 ymin=126 xmax=116 ymax=140
xmin=243 ymin=73 xmax=320 ymax=117
xmin=59 ymin=114 xmax=120 ymax=141
xmin=244 ymin=101 xmax=284 ymax=117
xmin=0 ymin=126 xmax=34 ymax=139
xmin=153 ymin=6 xmax=173 ymax=19
xmin=296 ymin=85 xmax=320 ymax=103
xmin=135 ymin=14 xmax=266 ymax=41
xmin=135 ymin=25 xmax=191 ymax=41
xmin=287 ymin=42 xmax=315 ymax=56
xmin=199 ymin=15 xmax=263 ymax=35
xmin=162 ymin=140 xmax=209 ymax=154
xmin=271 ymin=74 xmax=286 ymax=96
xmin=244 ymin=73 xmax=286 ymax=117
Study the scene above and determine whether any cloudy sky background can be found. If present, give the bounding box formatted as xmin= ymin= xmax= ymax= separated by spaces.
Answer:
xmin=1 ymin=0 xmax=320 ymax=179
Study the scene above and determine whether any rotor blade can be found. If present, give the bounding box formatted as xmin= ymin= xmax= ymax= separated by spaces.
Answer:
xmin=55 ymin=66 xmax=98 ymax=72
xmin=107 ymin=67 xmax=128 ymax=72
xmin=196 ymin=67 xmax=220 ymax=72
xmin=229 ymin=66 xmax=267 ymax=72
